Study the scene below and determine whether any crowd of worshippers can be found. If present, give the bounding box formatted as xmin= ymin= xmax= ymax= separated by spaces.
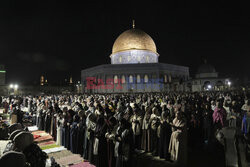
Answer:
xmin=0 ymin=123 xmax=60 ymax=167
xmin=0 ymin=91 xmax=250 ymax=167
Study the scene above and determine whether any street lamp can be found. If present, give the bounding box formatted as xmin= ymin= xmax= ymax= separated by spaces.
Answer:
xmin=14 ymin=84 xmax=18 ymax=90
xmin=9 ymin=84 xmax=19 ymax=95
xmin=9 ymin=84 xmax=13 ymax=88
xmin=227 ymin=81 xmax=231 ymax=90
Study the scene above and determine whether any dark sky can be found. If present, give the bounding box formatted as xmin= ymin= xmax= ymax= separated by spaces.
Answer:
xmin=0 ymin=0 xmax=249 ymax=85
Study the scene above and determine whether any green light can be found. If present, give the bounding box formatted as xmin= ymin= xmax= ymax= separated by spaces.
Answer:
xmin=0 ymin=70 xmax=6 ymax=73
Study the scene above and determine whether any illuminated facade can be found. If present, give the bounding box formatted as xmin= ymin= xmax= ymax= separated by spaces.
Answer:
xmin=81 ymin=23 xmax=189 ymax=93
xmin=189 ymin=60 xmax=230 ymax=92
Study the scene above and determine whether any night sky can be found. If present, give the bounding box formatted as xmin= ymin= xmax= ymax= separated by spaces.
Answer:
xmin=0 ymin=0 xmax=249 ymax=85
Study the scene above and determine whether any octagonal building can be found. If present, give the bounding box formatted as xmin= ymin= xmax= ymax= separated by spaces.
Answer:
xmin=81 ymin=23 xmax=189 ymax=93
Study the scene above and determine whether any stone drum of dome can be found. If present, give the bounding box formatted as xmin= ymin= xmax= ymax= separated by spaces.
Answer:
xmin=110 ymin=28 xmax=159 ymax=64
xmin=111 ymin=49 xmax=158 ymax=64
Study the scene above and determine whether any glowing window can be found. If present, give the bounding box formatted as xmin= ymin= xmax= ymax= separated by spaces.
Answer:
xmin=121 ymin=75 xmax=126 ymax=83
xmin=169 ymin=75 xmax=172 ymax=83
xmin=119 ymin=56 xmax=122 ymax=63
xmin=144 ymin=75 xmax=148 ymax=83
xmin=128 ymin=56 xmax=131 ymax=62
xmin=129 ymin=75 xmax=133 ymax=83
xmin=164 ymin=75 xmax=167 ymax=83
xmin=137 ymin=75 xmax=141 ymax=83
xmin=137 ymin=56 xmax=141 ymax=62
xmin=114 ymin=75 xmax=118 ymax=84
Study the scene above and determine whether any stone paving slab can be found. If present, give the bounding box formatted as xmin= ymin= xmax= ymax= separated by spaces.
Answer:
xmin=222 ymin=128 xmax=238 ymax=167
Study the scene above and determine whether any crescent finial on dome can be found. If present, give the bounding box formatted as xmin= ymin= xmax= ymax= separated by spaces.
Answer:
xmin=132 ymin=19 xmax=135 ymax=29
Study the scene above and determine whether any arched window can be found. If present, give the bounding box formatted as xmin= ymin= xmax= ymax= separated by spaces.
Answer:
xmin=169 ymin=75 xmax=172 ymax=83
xmin=144 ymin=75 xmax=149 ymax=83
xmin=203 ymin=81 xmax=211 ymax=90
xmin=128 ymin=56 xmax=131 ymax=62
xmin=137 ymin=75 xmax=141 ymax=83
xmin=164 ymin=75 xmax=168 ymax=83
xmin=114 ymin=75 xmax=118 ymax=84
xmin=129 ymin=75 xmax=133 ymax=83
xmin=146 ymin=56 xmax=149 ymax=63
xmin=121 ymin=75 xmax=126 ymax=84
xmin=119 ymin=56 xmax=122 ymax=63
xmin=137 ymin=56 xmax=141 ymax=62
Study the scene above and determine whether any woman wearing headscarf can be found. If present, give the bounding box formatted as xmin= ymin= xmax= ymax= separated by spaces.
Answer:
xmin=158 ymin=110 xmax=172 ymax=160
xmin=56 ymin=110 xmax=63 ymax=146
xmin=105 ymin=117 xmax=118 ymax=167
xmin=130 ymin=103 xmax=143 ymax=150
xmin=76 ymin=109 xmax=86 ymax=155
xmin=149 ymin=106 xmax=160 ymax=156
xmin=93 ymin=116 xmax=108 ymax=167
xmin=83 ymin=110 xmax=91 ymax=159
xmin=242 ymin=99 xmax=250 ymax=136
xmin=0 ymin=151 xmax=26 ymax=167
xmin=202 ymin=103 xmax=213 ymax=145
xmin=70 ymin=114 xmax=80 ymax=153
xmin=169 ymin=111 xmax=187 ymax=166
xmin=213 ymin=100 xmax=227 ymax=132
xmin=141 ymin=105 xmax=152 ymax=152
xmin=114 ymin=118 xmax=132 ymax=167
xmin=123 ymin=105 xmax=133 ymax=121
xmin=87 ymin=112 xmax=97 ymax=164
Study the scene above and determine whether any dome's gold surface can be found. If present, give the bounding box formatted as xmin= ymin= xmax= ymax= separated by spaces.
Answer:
xmin=112 ymin=29 xmax=157 ymax=54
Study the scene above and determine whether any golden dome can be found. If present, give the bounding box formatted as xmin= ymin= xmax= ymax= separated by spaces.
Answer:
xmin=112 ymin=28 xmax=157 ymax=54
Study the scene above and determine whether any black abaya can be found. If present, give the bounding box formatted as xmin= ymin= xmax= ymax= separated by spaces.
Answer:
xmin=159 ymin=121 xmax=171 ymax=160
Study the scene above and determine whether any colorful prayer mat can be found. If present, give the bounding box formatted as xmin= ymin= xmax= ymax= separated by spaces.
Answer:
xmin=27 ymin=127 xmax=95 ymax=167
xmin=34 ymin=135 xmax=53 ymax=142
xmin=47 ymin=150 xmax=72 ymax=159
xmin=33 ymin=134 xmax=41 ymax=139
xmin=32 ymin=131 xmax=49 ymax=137
xmin=40 ymin=144 xmax=60 ymax=150
xmin=56 ymin=154 xmax=83 ymax=166
xmin=28 ymin=126 xmax=38 ymax=132
xmin=70 ymin=162 xmax=95 ymax=167
xmin=43 ymin=146 xmax=66 ymax=154
xmin=38 ymin=140 xmax=55 ymax=146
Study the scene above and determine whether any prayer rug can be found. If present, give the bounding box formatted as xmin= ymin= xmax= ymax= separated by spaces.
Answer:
xmin=69 ymin=162 xmax=96 ymax=167
xmin=28 ymin=126 xmax=38 ymax=132
xmin=43 ymin=146 xmax=66 ymax=154
xmin=40 ymin=144 xmax=60 ymax=150
xmin=56 ymin=154 xmax=83 ymax=166
xmin=47 ymin=150 xmax=72 ymax=159
xmin=38 ymin=140 xmax=55 ymax=146
xmin=32 ymin=131 xmax=49 ymax=137
xmin=33 ymin=134 xmax=41 ymax=139
xmin=34 ymin=135 xmax=53 ymax=143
